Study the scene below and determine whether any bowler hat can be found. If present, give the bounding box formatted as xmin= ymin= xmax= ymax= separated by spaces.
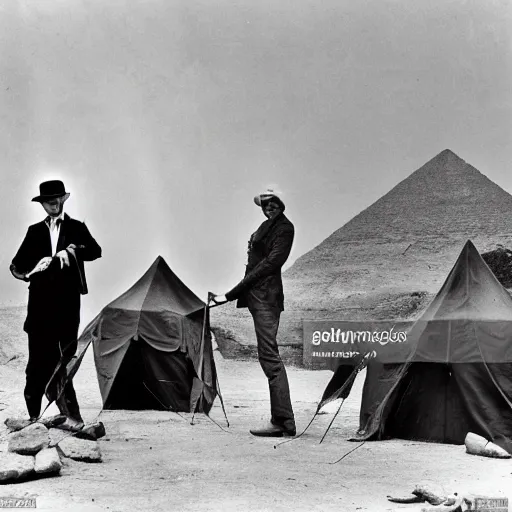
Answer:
xmin=32 ymin=180 xmax=70 ymax=203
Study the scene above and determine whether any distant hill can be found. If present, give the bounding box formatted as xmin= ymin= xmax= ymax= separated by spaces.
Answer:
xmin=211 ymin=150 xmax=512 ymax=363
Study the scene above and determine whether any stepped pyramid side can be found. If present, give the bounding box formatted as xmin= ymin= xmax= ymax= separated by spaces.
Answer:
xmin=336 ymin=149 xmax=512 ymax=240
xmin=286 ymin=150 xmax=512 ymax=291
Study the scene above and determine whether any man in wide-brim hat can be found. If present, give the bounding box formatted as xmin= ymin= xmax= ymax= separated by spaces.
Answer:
xmin=10 ymin=180 xmax=102 ymax=426
xmin=212 ymin=186 xmax=296 ymax=437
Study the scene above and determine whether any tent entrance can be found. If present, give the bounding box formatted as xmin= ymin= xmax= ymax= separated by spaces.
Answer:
xmin=385 ymin=363 xmax=469 ymax=444
xmin=104 ymin=336 xmax=195 ymax=412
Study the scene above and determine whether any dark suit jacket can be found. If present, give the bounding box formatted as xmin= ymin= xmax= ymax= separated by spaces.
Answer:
xmin=225 ymin=212 xmax=294 ymax=311
xmin=11 ymin=214 xmax=102 ymax=335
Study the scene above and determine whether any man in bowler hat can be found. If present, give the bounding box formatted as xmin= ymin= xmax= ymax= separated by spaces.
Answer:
xmin=10 ymin=180 xmax=102 ymax=425
xmin=212 ymin=187 xmax=296 ymax=437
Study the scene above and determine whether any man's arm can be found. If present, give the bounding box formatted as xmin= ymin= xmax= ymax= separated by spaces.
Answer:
xmin=71 ymin=223 xmax=102 ymax=262
xmin=9 ymin=263 xmax=29 ymax=282
xmin=225 ymin=223 xmax=294 ymax=301
xmin=10 ymin=227 xmax=34 ymax=281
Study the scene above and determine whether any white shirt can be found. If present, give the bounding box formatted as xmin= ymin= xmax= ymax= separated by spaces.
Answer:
xmin=46 ymin=212 xmax=64 ymax=256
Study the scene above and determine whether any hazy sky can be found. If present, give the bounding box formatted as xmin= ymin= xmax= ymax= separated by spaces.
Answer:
xmin=1 ymin=0 xmax=511 ymax=325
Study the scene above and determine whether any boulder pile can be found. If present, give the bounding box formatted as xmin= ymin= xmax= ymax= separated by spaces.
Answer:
xmin=0 ymin=415 xmax=105 ymax=484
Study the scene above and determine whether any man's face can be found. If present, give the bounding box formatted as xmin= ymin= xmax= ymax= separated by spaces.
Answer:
xmin=262 ymin=199 xmax=282 ymax=219
xmin=41 ymin=197 xmax=65 ymax=217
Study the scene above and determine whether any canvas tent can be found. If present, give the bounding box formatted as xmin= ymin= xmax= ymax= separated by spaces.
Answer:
xmin=320 ymin=240 xmax=512 ymax=453
xmin=67 ymin=256 xmax=220 ymax=414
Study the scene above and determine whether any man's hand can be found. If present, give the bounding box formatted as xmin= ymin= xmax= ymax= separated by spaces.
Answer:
xmin=209 ymin=293 xmax=228 ymax=306
xmin=66 ymin=244 xmax=77 ymax=258
xmin=26 ymin=257 xmax=53 ymax=278
xmin=55 ymin=250 xmax=70 ymax=269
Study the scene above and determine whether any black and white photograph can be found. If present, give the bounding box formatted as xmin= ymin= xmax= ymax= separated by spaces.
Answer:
xmin=1 ymin=1 xmax=511 ymax=511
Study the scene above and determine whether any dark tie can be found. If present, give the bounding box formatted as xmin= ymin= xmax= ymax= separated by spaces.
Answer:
xmin=47 ymin=217 xmax=62 ymax=230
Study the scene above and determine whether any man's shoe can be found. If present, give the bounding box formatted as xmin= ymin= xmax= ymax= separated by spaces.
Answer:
xmin=74 ymin=422 xmax=106 ymax=441
xmin=56 ymin=417 xmax=84 ymax=432
xmin=39 ymin=414 xmax=67 ymax=429
xmin=250 ymin=422 xmax=296 ymax=438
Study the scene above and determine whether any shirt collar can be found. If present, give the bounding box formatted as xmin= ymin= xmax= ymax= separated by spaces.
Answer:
xmin=45 ymin=211 xmax=65 ymax=226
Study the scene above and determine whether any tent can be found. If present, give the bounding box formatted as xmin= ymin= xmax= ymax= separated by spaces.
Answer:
xmin=72 ymin=256 xmax=221 ymax=414
xmin=320 ymin=240 xmax=512 ymax=453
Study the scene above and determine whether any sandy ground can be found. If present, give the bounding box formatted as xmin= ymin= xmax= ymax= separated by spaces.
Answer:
xmin=1 ymin=341 xmax=511 ymax=512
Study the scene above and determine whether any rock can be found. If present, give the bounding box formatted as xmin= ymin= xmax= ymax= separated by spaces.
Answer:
xmin=413 ymin=483 xmax=448 ymax=505
xmin=8 ymin=423 xmax=49 ymax=455
xmin=48 ymin=428 xmax=69 ymax=447
xmin=74 ymin=422 xmax=106 ymax=441
xmin=4 ymin=418 xmax=32 ymax=432
xmin=57 ymin=437 xmax=102 ymax=463
xmin=0 ymin=452 xmax=35 ymax=483
xmin=465 ymin=432 xmax=512 ymax=458
xmin=34 ymin=448 xmax=62 ymax=474
xmin=482 ymin=247 xmax=512 ymax=288
xmin=39 ymin=415 xmax=67 ymax=429
xmin=481 ymin=441 xmax=511 ymax=459
xmin=465 ymin=432 xmax=488 ymax=455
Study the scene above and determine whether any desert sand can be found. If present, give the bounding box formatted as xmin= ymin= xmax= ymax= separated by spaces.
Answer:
xmin=0 ymin=306 xmax=511 ymax=512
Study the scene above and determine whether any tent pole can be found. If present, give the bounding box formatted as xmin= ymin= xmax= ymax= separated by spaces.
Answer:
xmin=214 ymin=371 xmax=230 ymax=427
xmin=197 ymin=297 xmax=209 ymax=382
xmin=275 ymin=353 xmax=370 ymax=449
xmin=319 ymin=398 xmax=346 ymax=444
xmin=317 ymin=353 xmax=371 ymax=443
xmin=191 ymin=298 xmax=210 ymax=423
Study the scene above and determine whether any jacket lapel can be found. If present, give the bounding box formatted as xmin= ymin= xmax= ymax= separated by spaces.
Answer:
xmin=252 ymin=212 xmax=283 ymax=244
xmin=37 ymin=219 xmax=53 ymax=256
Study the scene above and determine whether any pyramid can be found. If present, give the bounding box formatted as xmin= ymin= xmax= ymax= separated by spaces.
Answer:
xmin=211 ymin=150 xmax=512 ymax=356
xmin=284 ymin=149 xmax=512 ymax=307
xmin=309 ymin=149 xmax=512 ymax=241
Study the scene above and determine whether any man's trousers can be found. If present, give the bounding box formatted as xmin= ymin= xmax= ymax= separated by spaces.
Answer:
xmin=24 ymin=332 xmax=82 ymax=422
xmin=250 ymin=306 xmax=295 ymax=432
